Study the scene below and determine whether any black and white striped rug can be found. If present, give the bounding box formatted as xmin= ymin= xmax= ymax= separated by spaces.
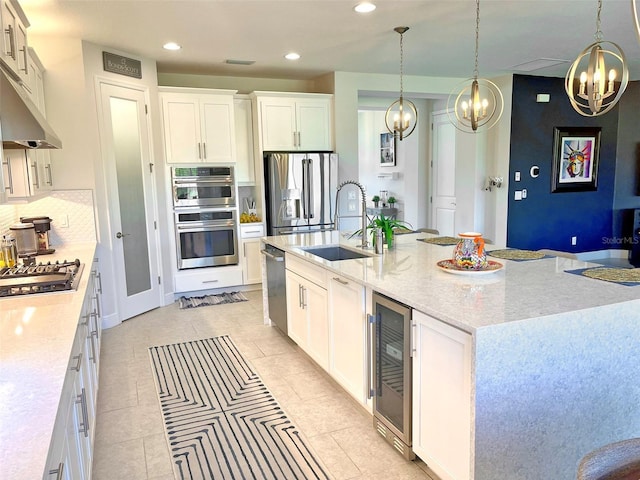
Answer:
xmin=149 ymin=336 xmax=331 ymax=480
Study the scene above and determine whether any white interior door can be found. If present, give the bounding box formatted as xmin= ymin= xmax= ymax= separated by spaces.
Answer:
xmin=431 ymin=112 xmax=457 ymax=236
xmin=98 ymin=82 xmax=161 ymax=320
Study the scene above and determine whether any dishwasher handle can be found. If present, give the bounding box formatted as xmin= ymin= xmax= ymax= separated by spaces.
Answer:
xmin=261 ymin=249 xmax=284 ymax=262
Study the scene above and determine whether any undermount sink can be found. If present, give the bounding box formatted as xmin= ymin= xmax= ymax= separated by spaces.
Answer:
xmin=302 ymin=245 xmax=372 ymax=261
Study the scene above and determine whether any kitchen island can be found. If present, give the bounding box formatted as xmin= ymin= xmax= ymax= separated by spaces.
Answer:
xmin=262 ymin=231 xmax=640 ymax=480
xmin=0 ymin=243 xmax=99 ymax=480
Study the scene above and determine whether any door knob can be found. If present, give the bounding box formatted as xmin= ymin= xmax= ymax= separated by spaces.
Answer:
xmin=116 ymin=232 xmax=129 ymax=239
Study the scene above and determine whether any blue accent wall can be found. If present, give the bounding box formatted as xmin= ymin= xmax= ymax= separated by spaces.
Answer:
xmin=506 ymin=75 xmax=639 ymax=253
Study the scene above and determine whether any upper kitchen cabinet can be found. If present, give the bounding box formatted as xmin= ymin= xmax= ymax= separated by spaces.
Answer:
xmin=234 ymin=95 xmax=255 ymax=185
xmin=252 ymin=92 xmax=333 ymax=152
xmin=0 ymin=0 xmax=29 ymax=83
xmin=23 ymin=47 xmax=45 ymax=112
xmin=159 ymin=88 xmax=237 ymax=164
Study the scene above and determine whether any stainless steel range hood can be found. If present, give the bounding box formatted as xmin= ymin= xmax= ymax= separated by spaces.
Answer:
xmin=0 ymin=68 xmax=61 ymax=149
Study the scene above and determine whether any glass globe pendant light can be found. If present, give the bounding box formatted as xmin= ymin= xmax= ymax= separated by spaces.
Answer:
xmin=385 ymin=27 xmax=417 ymax=141
xmin=565 ymin=0 xmax=629 ymax=117
xmin=447 ymin=0 xmax=503 ymax=133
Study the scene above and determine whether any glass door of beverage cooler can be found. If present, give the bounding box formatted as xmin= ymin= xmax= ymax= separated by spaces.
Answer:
xmin=370 ymin=292 xmax=413 ymax=459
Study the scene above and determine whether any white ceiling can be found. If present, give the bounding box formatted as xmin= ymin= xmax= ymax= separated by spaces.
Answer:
xmin=19 ymin=0 xmax=640 ymax=82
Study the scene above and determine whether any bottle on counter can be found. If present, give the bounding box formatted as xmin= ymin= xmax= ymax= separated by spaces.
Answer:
xmin=2 ymin=234 xmax=17 ymax=268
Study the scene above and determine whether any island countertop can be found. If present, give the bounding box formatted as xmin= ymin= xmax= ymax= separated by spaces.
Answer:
xmin=262 ymin=230 xmax=640 ymax=332
xmin=0 ymin=243 xmax=97 ymax=480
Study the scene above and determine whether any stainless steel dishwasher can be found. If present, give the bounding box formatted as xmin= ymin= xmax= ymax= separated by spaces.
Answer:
xmin=262 ymin=244 xmax=287 ymax=334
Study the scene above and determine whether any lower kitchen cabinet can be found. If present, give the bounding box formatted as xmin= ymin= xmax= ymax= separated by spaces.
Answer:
xmin=45 ymin=259 xmax=103 ymax=480
xmin=412 ymin=309 xmax=472 ymax=480
xmin=285 ymin=257 xmax=329 ymax=370
xmin=174 ymin=265 xmax=243 ymax=293
xmin=328 ymin=275 xmax=369 ymax=408
xmin=240 ymin=223 xmax=264 ymax=285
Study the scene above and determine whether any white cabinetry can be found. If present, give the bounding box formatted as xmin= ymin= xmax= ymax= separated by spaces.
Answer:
xmin=2 ymin=148 xmax=52 ymax=200
xmin=285 ymin=255 xmax=329 ymax=370
xmin=412 ymin=309 xmax=472 ymax=480
xmin=160 ymin=88 xmax=237 ymax=164
xmin=253 ymin=93 xmax=333 ymax=151
xmin=234 ymin=96 xmax=255 ymax=185
xmin=328 ymin=275 xmax=369 ymax=407
xmin=174 ymin=266 xmax=243 ymax=293
xmin=0 ymin=0 xmax=29 ymax=81
xmin=45 ymin=259 xmax=103 ymax=480
xmin=240 ymin=223 xmax=264 ymax=285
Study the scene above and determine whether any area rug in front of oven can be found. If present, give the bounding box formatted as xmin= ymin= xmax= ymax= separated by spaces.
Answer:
xmin=149 ymin=335 xmax=330 ymax=480
xmin=177 ymin=291 xmax=248 ymax=309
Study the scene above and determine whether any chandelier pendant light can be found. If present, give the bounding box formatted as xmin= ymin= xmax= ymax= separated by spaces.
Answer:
xmin=447 ymin=0 xmax=503 ymax=133
xmin=385 ymin=26 xmax=417 ymax=141
xmin=565 ymin=0 xmax=629 ymax=117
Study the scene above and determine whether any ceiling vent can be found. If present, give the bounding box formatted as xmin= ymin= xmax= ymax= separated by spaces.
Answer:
xmin=225 ymin=59 xmax=255 ymax=66
xmin=510 ymin=58 xmax=569 ymax=72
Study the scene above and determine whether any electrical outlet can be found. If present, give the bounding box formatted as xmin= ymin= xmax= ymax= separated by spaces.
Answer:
xmin=515 ymin=171 xmax=521 ymax=182
xmin=348 ymin=201 xmax=357 ymax=212
xmin=514 ymin=191 xmax=522 ymax=201
xmin=347 ymin=191 xmax=356 ymax=200
xmin=571 ymin=236 xmax=577 ymax=246
xmin=60 ymin=214 xmax=69 ymax=228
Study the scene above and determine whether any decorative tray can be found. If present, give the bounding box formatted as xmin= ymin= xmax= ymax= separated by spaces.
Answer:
xmin=437 ymin=259 xmax=504 ymax=276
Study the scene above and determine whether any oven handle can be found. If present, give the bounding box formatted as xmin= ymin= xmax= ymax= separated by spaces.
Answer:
xmin=176 ymin=224 xmax=235 ymax=232
xmin=173 ymin=178 xmax=233 ymax=185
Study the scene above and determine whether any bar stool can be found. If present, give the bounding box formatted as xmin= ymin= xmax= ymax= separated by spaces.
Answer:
xmin=577 ymin=438 xmax=640 ymax=480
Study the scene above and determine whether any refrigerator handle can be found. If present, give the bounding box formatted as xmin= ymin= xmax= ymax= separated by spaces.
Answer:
xmin=301 ymin=158 xmax=307 ymax=220
xmin=307 ymin=157 xmax=314 ymax=219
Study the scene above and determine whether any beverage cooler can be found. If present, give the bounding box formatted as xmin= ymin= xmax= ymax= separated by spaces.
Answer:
xmin=369 ymin=292 xmax=414 ymax=460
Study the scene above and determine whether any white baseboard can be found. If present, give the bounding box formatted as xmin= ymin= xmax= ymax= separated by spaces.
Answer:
xmin=577 ymin=249 xmax=629 ymax=261
xmin=101 ymin=312 xmax=121 ymax=330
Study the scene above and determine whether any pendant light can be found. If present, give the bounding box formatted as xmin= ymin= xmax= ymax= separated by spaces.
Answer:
xmin=385 ymin=27 xmax=417 ymax=141
xmin=447 ymin=0 xmax=503 ymax=133
xmin=565 ymin=0 xmax=629 ymax=117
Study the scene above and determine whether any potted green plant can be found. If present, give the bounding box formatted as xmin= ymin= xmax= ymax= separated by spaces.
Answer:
xmin=367 ymin=214 xmax=412 ymax=249
xmin=372 ymin=195 xmax=380 ymax=208
xmin=388 ymin=196 xmax=397 ymax=207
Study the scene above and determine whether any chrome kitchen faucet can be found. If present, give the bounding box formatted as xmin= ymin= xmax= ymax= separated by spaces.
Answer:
xmin=333 ymin=180 xmax=369 ymax=249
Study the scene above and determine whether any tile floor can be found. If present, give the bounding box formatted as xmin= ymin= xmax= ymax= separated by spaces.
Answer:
xmin=91 ymin=290 xmax=436 ymax=480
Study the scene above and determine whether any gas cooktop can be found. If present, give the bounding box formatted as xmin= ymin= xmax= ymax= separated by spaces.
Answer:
xmin=0 ymin=259 xmax=84 ymax=297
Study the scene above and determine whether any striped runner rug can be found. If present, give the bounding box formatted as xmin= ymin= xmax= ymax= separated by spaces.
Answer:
xmin=149 ymin=336 xmax=331 ymax=480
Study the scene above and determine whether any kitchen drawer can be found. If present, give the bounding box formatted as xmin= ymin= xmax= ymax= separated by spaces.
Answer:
xmin=175 ymin=266 xmax=243 ymax=293
xmin=286 ymin=253 xmax=327 ymax=289
xmin=240 ymin=223 xmax=264 ymax=238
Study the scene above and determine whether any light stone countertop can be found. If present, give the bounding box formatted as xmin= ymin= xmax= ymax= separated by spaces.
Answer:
xmin=0 ymin=243 xmax=97 ymax=480
xmin=262 ymin=230 xmax=640 ymax=332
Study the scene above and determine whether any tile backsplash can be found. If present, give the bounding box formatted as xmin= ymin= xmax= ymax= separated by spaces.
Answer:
xmin=0 ymin=190 xmax=96 ymax=246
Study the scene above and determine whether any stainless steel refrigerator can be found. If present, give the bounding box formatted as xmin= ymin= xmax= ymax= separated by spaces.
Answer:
xmin=264 ymin=152 xmax=338 ymax=236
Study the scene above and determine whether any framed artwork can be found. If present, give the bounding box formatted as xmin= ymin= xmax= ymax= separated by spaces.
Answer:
xmin=551 ymin=127 xmax=601 ymax=192
xmin=380 ymin=132 xmax=396 ymax=166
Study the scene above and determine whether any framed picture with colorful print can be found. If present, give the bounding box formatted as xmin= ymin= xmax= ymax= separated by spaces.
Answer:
xmin=551 ymin=127 xmax=601 ymax=192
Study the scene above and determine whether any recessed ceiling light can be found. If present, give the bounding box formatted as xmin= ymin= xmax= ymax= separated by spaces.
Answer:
xmin=163 ymin=42 xmax=181 ymax=51
xmin=285 ymin=52 xmax=300 ymax=61
xmin=354 ymin=2 xmax=376 ymax=13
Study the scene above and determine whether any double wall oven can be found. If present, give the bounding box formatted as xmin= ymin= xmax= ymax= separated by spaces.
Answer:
xmin=172 ymin=166 xmax=238 ymax=270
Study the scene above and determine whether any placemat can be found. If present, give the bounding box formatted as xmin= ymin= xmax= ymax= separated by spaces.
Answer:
xmin=418 ymin=236 xmax=459 ymax=246
xmin=488 ymin=249 xmax=547 ymax=261
xmin=565 ymin=267 xmax=640 ymax=286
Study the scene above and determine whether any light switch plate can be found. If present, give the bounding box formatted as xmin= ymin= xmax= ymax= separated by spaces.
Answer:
xmin=514 ymin=191 xmax=522 ymax=200
xmin=515 ymin=172 xmax=521 ymax=182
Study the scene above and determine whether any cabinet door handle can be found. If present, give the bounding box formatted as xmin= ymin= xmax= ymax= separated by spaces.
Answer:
xmin=30 ymin=161 xmax=40 ymax=188
xmin=202 ymin=279 xmax=219 ymax=284
xmin=197 ymin=142 xmax=202 ymax=159
xmin=411 ymin=321 xmax=416 ymax=358
xmin=95 ymin=270 xmax=103 ymax=294
xmin=88 ymin=326 xmax=96 ymax=363
xmin=203 ymin=142 xmax=207 ymax=159
xmin=70 ymin=353 xmax=83 ymax=372
xmin=301 ymin=286 xmax=307 ymax=309
xmin=48 ymin=462 xmax=64 ymax=479
xmin=5 ymin=25 xmax=15 ymax=59
xmin=332 ymin=276 xmax=349 ymax=286
xmin=75 ymin=388 xmax=89 ymax=437
xmin=244 ymin=229 xmax=261 ymax=234
xmin=45 ymin=164 xmax=53 ymax=186
xmin=3 ymin=159 xmax=14 ymax=194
